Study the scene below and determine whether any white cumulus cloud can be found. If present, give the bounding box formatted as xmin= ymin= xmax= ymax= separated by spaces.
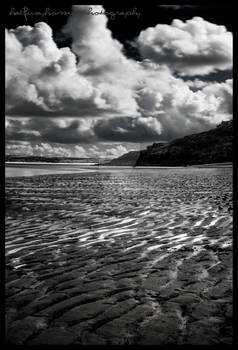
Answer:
xmin=137 ymin=17 xmax=232 ymax=76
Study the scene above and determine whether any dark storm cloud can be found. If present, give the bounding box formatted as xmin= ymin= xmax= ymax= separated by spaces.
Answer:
xmin=40 ymin=120 xmax=95 ymax=144
xmin=93 ymin=117 xmax=162 ymax=142
xmin=6 ymin=99 xmax=117 ymax=118
xmin=6 ymin=118 xmax=96 ymax=144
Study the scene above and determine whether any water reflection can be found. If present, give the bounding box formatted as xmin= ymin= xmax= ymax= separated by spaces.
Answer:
xmin=5 ymin=164 xmax=97 ymax=177
xmin=5 ymin=163 xmax=231 ymax=178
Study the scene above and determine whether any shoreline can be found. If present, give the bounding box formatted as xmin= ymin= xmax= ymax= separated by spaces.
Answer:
xmin=5 ymin=161 xmax=98 ymax=166
xmin=5 ymin=161 xmax=232 ymax=168
xmin=5 ymin=162 xmax=233 ymax=178
xmin=110 ymin=162 xmax=232 ymax=168
xmin=188 ymin=162 xmax=232 ymax=168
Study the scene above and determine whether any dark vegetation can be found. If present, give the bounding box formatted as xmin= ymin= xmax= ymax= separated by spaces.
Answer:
xmin=107 ymin=120 xmax=233 ymax=166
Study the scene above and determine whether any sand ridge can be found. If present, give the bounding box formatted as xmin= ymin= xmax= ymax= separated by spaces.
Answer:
xmin=5 ymin=168 xmax=233 ymax=345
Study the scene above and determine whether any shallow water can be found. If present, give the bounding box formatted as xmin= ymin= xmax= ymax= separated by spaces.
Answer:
xmin=5 ymin=164 xmax=98 ymax=177
xmin=5 ymin=168 xmax=233 ymax=345
xmin=5 ymin=164 xmax=225 ymax=178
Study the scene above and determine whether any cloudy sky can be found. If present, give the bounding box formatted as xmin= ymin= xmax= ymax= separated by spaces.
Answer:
xmin=5 ymin=2 xmax=233 ymax=158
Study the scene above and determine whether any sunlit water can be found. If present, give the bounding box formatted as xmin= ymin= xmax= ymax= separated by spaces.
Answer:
xmin=5 ymin=164 xmax=99 ymax=177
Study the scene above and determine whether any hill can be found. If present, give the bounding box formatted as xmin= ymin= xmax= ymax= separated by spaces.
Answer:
xmin=107 ymin=120 xmax=233 ymax=166
xmin=5 ymin=156 xmax=101 ymax=163
xmin=106 ymin=151 xmax=141 ymax=166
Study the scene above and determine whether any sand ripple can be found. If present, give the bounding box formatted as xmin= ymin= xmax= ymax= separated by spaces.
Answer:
xmin=5 ymin=168 xmax=233 ymax=345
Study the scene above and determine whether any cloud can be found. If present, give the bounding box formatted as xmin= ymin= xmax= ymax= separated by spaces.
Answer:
xmin=86 ymin=144 xmax=133 ymax=159
xmin=174 ymin=79 xmax=233 ymax=121
xmin=6 ymin=23 xmax=121 ymax=118
xmin=6 ymin=117 xmax=96 ymax=144
xmin=6 ymin=24 xmax=98 ymax=116
xmin=93 ymin=116 xmax=162 ymax=142
xmin=159 ymin=5 xmax=199 ymax=10
xmin=63 ymin=5 xmax=126 ymax=74
xmin=75 ymin=144 xmax=133 ymax=159
xmin=6 ymin=141 xmax=73 ymax=158
xmin=6 ymin=6 xmax=233 ymax=156
xmin=6 ymin=139 xmax=136 ymax=159
xmin=137 ymin=17 xmax=232 ymax=76
xmin=63 ymin=5 xmax=144 ymax=116
xmin=6 ymin=73 xmax=232 ymax=145
xmin=6 ymin=6 xmax=141 ymax=118
xmin=156 ymin=78 xmax=233 ymax=139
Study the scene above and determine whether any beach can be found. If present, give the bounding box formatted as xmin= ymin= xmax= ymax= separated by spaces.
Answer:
xmin=5 ymin=167 xmax=233 ymax=345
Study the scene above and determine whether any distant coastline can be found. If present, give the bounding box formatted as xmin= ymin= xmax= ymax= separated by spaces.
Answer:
xmin=187 ymin=162 xmax=232 ymax=168
xmin=5 ymin=161 xmax=98 ymax=166
xmin=104 ymin=162 xmax=233 ymax=168
xmin=5 ymin=161 xmax=232 ymax=168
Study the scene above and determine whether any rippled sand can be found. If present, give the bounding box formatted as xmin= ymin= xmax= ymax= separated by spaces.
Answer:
xmin=5 ymin=168 xmax=233 ymax=345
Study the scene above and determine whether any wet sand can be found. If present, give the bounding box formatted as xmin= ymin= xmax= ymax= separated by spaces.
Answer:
xmin=5 ymin=168 xmax=233 ymax=345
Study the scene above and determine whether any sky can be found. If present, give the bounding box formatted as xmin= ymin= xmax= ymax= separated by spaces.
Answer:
xmin=5 ymin=2 xmax=233 ymax=159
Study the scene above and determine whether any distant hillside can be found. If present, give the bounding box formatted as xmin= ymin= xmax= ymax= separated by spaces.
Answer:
xmin=137 ymin=120 xmax=232 ymax=166
xmin=107 ymin=120 xmax=233 ymax=166
xmin=106 ymin=151 xmax=141 ymax=166
xmin=5 ymin=156 xmax=102 ymax=163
